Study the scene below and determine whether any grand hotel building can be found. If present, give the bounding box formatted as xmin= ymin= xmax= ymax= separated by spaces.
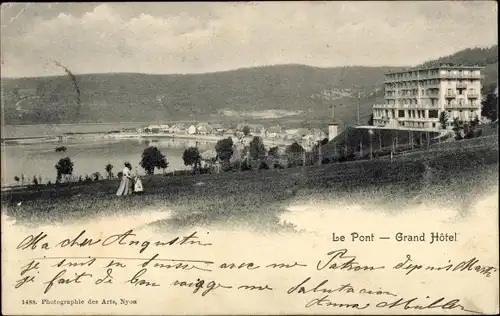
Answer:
xmin=372 ymin=65 xmax=482 ymax=131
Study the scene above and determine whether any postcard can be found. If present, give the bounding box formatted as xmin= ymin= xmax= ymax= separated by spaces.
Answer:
xmin=1 ymin=2 xmax=499 ymax=315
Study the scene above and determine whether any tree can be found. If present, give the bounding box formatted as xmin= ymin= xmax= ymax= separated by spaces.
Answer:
xmin=439 ymin=111 xmax=448 ymax=129
xmin=92 ymin=172 xmax=101 ymax=181
xmin=452 ymin=118 xmax=464 ymax=140
xmin=258 ymin=161 xmax=270 ymax=170
xmin=310 ymin=138 xmax=330 ymax=165
xmin=242 ymin=126 xmax=251 ymax=136
xmin=183 ymin=147 xmax=202 ymax=173
xmin=140 ymin=146 xmax=168 ymax=175
xmin=32 ymin=175 xmax=39 ymax=185
xmin=481 ymin=92 xmax=498 ymax=121
xmin=105 ymin=163 xmax=114 ymax=179
xmin=368 ymin=114 xmax=374 ymax=126
xmin=14 ymin=176 xmax=20 ymax=184
xmin=285 ymin=141 xmax=305 ymax=167
xmin=55 ymin=157 xmax=74 ymax=183
xmin=268 ymin=146 xmax=280 ymax=159
xmin=470 ymin=115 xmax=480 ymax=129
xmin=215 ymin=137 xmax=234 ymax=163
xmin=249 ymin=136 xmax=266 ymax=160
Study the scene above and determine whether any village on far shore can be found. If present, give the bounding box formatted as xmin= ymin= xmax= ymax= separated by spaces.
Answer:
xmin=123 ymin=122 xmax=326 ymax=148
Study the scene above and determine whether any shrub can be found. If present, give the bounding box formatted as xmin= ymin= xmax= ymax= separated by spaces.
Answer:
xmin=258 ymin=161 xmax=270 ymax=170
xmin=241 ymin=160 xmax=253 ymax=171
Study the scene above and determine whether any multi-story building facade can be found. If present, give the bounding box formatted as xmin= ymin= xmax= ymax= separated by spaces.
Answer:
xmin=373 ymin=65 xmax=483 ymax=131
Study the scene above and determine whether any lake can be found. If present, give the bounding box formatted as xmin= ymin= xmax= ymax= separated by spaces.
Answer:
xmin=1 ymin=131 xmax=214 ymax=186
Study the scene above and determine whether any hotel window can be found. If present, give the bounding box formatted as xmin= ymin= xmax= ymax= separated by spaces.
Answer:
xmin=429 ymin=110 xmax=439 ymax=118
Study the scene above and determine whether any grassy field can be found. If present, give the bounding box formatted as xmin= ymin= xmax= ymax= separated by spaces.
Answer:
xmin=2 ymin=135 xmax=498 ymax=231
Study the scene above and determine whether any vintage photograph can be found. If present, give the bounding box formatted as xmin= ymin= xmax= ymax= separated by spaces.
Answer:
xmin=1 ymin=2 xmax=498 ymax=315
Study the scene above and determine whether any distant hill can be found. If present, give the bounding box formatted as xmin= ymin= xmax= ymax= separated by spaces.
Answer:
xmin=1 ymin=65 xmax=398 ymax=127
xmin=1 ymin=45 xmax=497 ymax=127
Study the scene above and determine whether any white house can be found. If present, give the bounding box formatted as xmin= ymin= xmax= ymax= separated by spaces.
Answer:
xmin=169 ymin=124 xmax=186 ymax=133
xmin=266 ymin=127 xmax=281 ymax=139
xmin=159 ymin=124 xmax=170 ymax=132
xmin=187 ymin=125 xmax=197 ymax=135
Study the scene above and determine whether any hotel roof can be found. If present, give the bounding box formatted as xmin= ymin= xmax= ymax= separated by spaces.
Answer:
xmin=385 ymin=64 xmax=483 ymax=76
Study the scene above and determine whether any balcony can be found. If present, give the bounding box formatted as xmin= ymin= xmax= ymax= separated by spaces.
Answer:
xmin=467 ymin=92 xmax=479 ymax=99
xmin=445 ymin=92 xmax=456 ymax=99
xmin=426 ymin=91 xmax=439 ymax=98
xmin=456 ymin=83 xmax=468 ymax=89
xmin=445 ymin=103 xmax=479 ymax=109
xmin=373 ymin=103 xmax=398 ymax=109
xmin=440 ymin=73 xmax=483 ymax=79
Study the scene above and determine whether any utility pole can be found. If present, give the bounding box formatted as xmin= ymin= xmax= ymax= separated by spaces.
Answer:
xmin=356 ymin=92 xmax=361 ymax=125
xmin=331 ymin=99 xmax=335 ymax=121
xmin=318 ymin=141 xmax=322 ymax=166
xmin=378 ymin=131 xmax=382 ymax=151
xmin=369 ymin=130 xmax=373 ymax=160
xmin=359 ymin=135 xmax=363 ymax=158
xmin=410 ymin=131 xmax=414 ymax=150
xmin=344 ymin=124 xmax=348 ymax=155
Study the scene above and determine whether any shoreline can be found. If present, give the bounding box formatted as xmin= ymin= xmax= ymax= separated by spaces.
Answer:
xmin=1 ymin=131 xmax=298 ymax=147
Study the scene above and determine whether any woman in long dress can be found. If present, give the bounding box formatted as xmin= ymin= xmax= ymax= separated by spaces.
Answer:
xmin=116 ymin=162 xmax=133 ymax=196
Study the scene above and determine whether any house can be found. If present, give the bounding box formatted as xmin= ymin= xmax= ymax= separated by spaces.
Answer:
xmin=266 ymin=127 xmax=282 ymax=139
xmin=196 ymin=123 xmax=213 ymax=135
xmin=311 ymin=128 xmax=326 ymax=141
xmin=146 ymin=125 xmax=161 ymax=133
xmin=296 ymin=128 xmax=310 ymax=138
xmin=236 ymin=123 xmax=248 ymax=131
xmin=159 ymin=124 xmax=170 ymax=132
xmin=187 ymin=125 xmax=197 ymax=135
xmin=284 ymin=129 xmax=299 ymax=140
xmin=211 ymin=123 xmax=224 ymax=130
xmin=211 ymin=124 xmax=225 ymax=135
xmin=248 ymin=124 xmax=264 ymax=134
xmin=169 ymin=123 xmax=186 ymax=133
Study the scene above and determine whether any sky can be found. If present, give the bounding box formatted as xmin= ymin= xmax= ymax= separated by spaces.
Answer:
xmin=0 ymin=1 xmax=497 ymax=78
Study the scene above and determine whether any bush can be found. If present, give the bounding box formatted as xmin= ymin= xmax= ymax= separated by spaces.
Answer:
xmin=258 ymin=161 xmax=270 ymax=170
xmin=241 ymin=160 xmax=253 ymax=171
xmin=273 ymin=162 xmax=285 ymax=169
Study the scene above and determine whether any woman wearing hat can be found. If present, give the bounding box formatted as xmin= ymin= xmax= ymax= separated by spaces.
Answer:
xmin=116 ymin=162 xmax=134 ymax=196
